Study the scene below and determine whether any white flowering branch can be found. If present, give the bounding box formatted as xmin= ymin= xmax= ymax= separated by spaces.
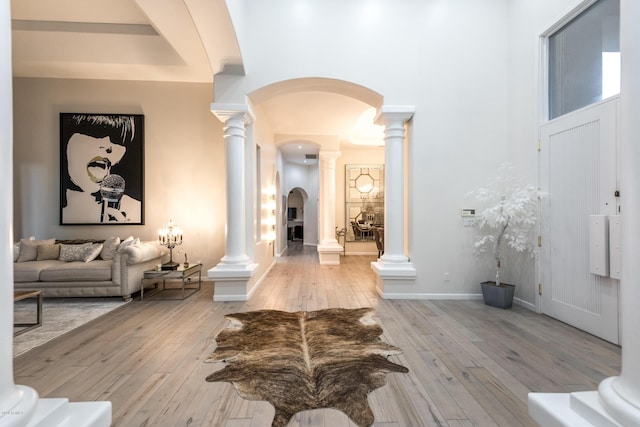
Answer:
xmin=470 ymin=163 xmax=546 ymax=287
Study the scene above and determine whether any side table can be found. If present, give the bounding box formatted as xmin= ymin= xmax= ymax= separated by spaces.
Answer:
xmin=141 ymin=263 xmax=202 ymax=300
xmin=14 ymin=290 xmax=43 ymax=336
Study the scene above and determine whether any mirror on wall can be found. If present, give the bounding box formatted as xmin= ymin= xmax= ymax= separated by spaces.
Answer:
xmin=345 ymin=164 xmax=384 ymax=242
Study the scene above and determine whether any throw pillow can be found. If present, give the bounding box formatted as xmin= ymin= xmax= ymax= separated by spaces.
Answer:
xmin=100 ymin=236 xmax=121 ymax=260
xmin=118 ymin=235 xmax=134 ymax=250
xmin=83 ymin=243 xmax=103 ymax=262
xmin=13 ymin=242 xmax=20 ymax=262
xmin=14 ymin=236 xmax=34 ymax=261
xmin=36 ymin=244 xmax=61 ymax=261
xmin=118 ymin=236 xmax=139 ymax=251
xmin=16 ymin=238 xmax=55 ymax=262
xmin=59 ymin=243 xmax=90 ymax=262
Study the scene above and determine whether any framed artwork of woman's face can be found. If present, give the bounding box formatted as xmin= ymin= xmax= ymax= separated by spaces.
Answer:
xmin=59 ymin=113 xmax=144 ymax=225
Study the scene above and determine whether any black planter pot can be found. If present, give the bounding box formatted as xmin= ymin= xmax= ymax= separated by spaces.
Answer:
xmin=480 ymin=281 xmax=515 ymax=309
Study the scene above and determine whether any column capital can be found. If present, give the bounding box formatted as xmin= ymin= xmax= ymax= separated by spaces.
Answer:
xmin=210 ymin=103 xmax=255 ymax=125
xmin=318 ymin=150 xmax=342 ymax=161
xmin=375 ymin=105 xmax=415 ymax=126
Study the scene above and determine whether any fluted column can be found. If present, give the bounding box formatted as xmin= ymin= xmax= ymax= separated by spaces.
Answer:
xmin=317 ymin=150 xmax=343 ymax=265
xmin=370 ymin=106 xmax=416 ymax=297
xmin=528 ymin=1 xmax=640 ymax=425
xmin=209 ymin=104 xmax=257 ymax=301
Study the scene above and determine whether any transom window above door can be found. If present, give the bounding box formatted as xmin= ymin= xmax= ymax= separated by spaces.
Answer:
xmin=547 ymin=0 xmax=620 ymax=120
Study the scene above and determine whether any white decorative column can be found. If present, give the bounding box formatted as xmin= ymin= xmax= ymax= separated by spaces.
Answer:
xmin=317 ymin=150 xmax=343 ymax=265
xmin=528 ymin=1 xmax=640 ymax=425
xmin=0 ymin=3 xmax=110 ymax=426
xmin=370 ymin=106 xmax=416 ymax=297
xmin=208 ymin=104 xmax=257 ymax=301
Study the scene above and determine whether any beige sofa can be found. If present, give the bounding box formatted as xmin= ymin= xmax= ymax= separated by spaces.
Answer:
xmin=13 ymin=237 xmax=168 ymax=301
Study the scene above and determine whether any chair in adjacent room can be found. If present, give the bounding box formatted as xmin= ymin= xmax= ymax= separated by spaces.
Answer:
xmin=351 ymin=221 xmax=362 ymax=240
xmin=372 ymin=226 xmax=384 ymax=257
xmin=354 ymin=221 xmax=373 ymax=240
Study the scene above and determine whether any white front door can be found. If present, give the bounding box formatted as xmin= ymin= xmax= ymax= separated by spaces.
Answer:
xmin=539 ymin=98 xmax=619 ymax=344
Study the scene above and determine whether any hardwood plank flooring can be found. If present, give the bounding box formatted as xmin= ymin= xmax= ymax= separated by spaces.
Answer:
xmin=13 ymin=243 xmax=621 ymax=426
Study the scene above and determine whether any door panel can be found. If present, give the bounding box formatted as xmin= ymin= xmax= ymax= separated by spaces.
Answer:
xmin=540 ymin=98 xmax=619 ymax=344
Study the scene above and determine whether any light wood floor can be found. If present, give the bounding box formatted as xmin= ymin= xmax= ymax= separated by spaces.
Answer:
xmin=14 ymin=243 xmax=621 ymax=426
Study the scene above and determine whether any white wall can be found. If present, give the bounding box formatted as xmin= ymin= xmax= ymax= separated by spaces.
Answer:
xmin=218 ymin=0 xmax=590 ymax=304
xmin=251 ymin=113 xmax=279 ymax=288
xmin=503 ymin=0 xmax=584 ymax=304
xmin=12 ymin=78 xmax=226 ymax=273
xmin=220 ymin=0 xmax=513 ymax=299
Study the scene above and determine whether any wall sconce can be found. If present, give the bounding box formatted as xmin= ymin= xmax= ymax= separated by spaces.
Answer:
xmin=267 ymin=189 xmax=276 ymax=242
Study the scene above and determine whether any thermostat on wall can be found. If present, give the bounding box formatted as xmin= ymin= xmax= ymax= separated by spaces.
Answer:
xmin=461 ymin=209 xmax=475 ymax=217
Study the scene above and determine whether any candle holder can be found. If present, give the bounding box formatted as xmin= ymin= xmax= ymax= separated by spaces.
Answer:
xmin=158 ymin=219 xmax=183 ymax=270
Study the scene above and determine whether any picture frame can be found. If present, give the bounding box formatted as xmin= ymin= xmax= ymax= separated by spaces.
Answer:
xmin=59 ymin=113 xmax=144 ymax=225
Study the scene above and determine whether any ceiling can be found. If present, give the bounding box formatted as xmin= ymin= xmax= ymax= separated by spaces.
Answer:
xmin=10 ymin=0 xmax=383 ymax=164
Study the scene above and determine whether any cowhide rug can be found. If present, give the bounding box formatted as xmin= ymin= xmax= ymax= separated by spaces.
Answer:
xmin=205 ymin=307 xmax=409 ymax=427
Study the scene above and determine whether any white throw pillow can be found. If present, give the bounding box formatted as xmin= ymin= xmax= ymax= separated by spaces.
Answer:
xmin=118 ymin=236 xmax=135 ymax=251
xmin=100 ymin=236 xmax=121 ymax=260
xmin=84 ymin=243 xmax=103 ymax=262
xmin=14 ymin=236 xmax=35 ymax=261
xmin=14 ymin=242 xmax=20 ymax=262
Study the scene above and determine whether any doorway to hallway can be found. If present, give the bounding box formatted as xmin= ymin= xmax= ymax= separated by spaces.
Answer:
xmin=287 ymin=187 xmax=306 ymax=244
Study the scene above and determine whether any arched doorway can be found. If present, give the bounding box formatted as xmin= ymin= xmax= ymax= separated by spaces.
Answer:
xmin=286 ymin=187 xmax=308 ymax=244
xmin=249 ymin=78 xmax=385 ymax=263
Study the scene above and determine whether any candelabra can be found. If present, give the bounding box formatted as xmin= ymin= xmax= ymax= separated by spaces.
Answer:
xmin=158 ymin=219 xmax=183 ymax=270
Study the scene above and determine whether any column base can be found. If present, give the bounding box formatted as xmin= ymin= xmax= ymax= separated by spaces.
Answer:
xmin=317 ymin=242 xmax=343 ymax=265
xmin=599 ymin=377 xmax=640 ymax=427
xmin=208 ymin=263 xmax=258 ymax=302
xmin=528 ymin=377 xmax=640 ymax=427
xmin=0 ymin=392 xmax=111 ymax=427
xmin=370 ymin=260 xmax=417 ymax=298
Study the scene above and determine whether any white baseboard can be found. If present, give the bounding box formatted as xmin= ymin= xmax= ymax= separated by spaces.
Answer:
xmin=514 ymin=297 xmax=536 ymax=311
xmin=377 ymin=293 xmax=536 ymax=311
xmin=247 ymin=259 xmax=276 ymax=299
xmin=380 ymin=292 xmax=484 ymax=300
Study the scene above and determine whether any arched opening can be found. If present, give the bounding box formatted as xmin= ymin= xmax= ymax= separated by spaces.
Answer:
xmin=249 ymin=78 xmax=385 ymax=261
xmin=286 ymin=187 xmax=307 ymax=243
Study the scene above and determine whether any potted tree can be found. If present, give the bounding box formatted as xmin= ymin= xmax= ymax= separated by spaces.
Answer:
xmin=470 ymin=163 xmax=546 ymax=309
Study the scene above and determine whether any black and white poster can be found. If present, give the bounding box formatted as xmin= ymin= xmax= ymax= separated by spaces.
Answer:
xmin=60 ymin=113 xmax=144 ymax=225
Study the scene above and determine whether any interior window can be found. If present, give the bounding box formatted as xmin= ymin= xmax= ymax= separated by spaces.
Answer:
xmin=548 ymin=0 xmax=620 ymax=120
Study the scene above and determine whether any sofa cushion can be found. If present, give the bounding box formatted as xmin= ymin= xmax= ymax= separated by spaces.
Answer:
xmin=16 ymin=238 xmax=56 ymax=262
xmin=39 ymin=260 xmax=112 ymax=282
xmin=100 ymin=236 xmax=121 ymax=260
xmin=14 ymin=260 xmax=63 ymax=282
xmin=59 ymin=243 xmax=103 ymax=262
xmin=37 ymin=244 xmax=61 ymax=261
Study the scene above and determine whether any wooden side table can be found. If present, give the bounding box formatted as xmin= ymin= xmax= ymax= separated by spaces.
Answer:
xmin=14 ymin=290 xmax=43 ymax=336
